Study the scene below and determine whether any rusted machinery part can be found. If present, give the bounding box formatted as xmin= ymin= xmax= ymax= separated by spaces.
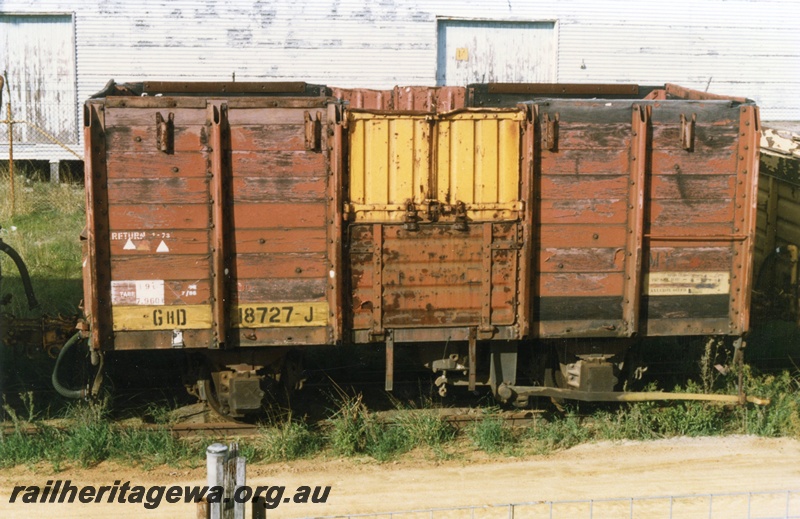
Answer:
xmin=51 ymin=332 xmax=88 ymax=399
xmin=199 ymin=379 xmax=247 ymax=423
xmin=498 ymin=384 xmax=770 ymax=406
xmin=90 ymin=349 xmax=105 ymax=397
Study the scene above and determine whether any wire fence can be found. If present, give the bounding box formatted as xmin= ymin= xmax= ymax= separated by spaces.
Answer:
xmin=1 ymin=74 xmax=83 ymax=219
xmin=311 ymin=491 xmax=800 ymax=519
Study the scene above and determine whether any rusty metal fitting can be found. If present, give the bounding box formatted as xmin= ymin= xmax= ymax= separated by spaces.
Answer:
xmin=403 ymin=201 xmax=419 ymax=231
xmin=454 ymin=201 xmax=468 ymax=231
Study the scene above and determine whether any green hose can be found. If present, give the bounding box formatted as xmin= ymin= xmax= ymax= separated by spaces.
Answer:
xmin=52 ymin=332 xmax=88 ymax=399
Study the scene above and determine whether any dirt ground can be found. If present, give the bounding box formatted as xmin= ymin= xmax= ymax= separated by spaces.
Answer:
xmin=1 ymin=435 xmax=799 ymax=518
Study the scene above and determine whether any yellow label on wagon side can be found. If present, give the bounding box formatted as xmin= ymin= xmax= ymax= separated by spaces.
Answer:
xmin=112 ymin=302 xmax=329 ymax=331
xmin=644 ymin=271 xmax=730 ymax=296
xmin=113 ymin=305 xmax=213 ymax=331
xmin=232 ymin=302 xmax=329 ymax=328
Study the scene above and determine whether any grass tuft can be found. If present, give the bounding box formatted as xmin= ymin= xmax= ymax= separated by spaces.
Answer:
xmin=468 ymin=411 xmax=515 ymax=454
xmin=257 ymin=420 xmax=322 ymax=462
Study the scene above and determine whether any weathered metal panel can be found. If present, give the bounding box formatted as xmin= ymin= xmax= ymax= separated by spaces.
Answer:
xmin=436 ymin=110 xmax=525 ymax=219
xmin=346 ymin=109 xmax=525 ymax=223
xmin=333 ymin=86 xmax=465 ymax=112
xmin=0 ymin=13 xmax=77 ymax=160
xmin=87 ymin=90 xmax=341 ymax=350
xmin=480 ymin=92 xmax=758 ymax=339
xmin=349 ymin=223 xmax=521 ymax=337
xmin=347 ymin=112 xmax=432 ymax=221
xmin=436 ymin=20 xmax=556 ymax=86
xmin=346 ymin=107 xmax=530 ymax=341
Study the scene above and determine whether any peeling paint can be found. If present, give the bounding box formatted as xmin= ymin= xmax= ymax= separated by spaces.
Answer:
xmin=253 ymin=0 xmax=277 ymax=28
xmin=227 ymin=29 xmax=254 ymax=47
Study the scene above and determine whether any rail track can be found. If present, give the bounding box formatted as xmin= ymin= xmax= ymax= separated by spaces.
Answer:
xmin=0 ymin=405 xmax=544 ymax=439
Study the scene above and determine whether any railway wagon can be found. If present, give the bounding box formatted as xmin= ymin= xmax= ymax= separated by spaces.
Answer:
xmin=754 ymin=128 xmax=800 ymax=323
xmin=464 ymin=83 xmax=760 ymax=402
xmin=71 ymin=81 xmax=760 ymax=414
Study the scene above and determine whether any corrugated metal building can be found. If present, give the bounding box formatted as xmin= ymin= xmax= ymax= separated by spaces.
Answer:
xmin=1 ymin=0 xmax=798 ymax=161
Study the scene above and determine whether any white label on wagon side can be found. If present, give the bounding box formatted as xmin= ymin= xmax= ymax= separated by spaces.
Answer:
xmin=644 ymin=271 xmax=730 ymax=296
xmin=111 ymin=279 xmax=165 ymax=305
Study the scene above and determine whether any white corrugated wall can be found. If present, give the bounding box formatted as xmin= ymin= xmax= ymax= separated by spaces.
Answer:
xmin=0 ymin=0 xmax=798 ymax=159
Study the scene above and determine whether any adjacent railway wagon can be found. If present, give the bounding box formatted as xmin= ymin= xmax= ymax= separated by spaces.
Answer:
xmin=74 ymin=81 xmax=760 ymax=415
xmin=754 ymin=128 xmax=800 ymax=323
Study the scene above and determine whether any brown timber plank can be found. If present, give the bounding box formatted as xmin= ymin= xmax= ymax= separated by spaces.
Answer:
xmin=106 ymin=152 xmax=208 ymax=179
xmin=107 ymin=177 xmax=209 ymax=204
xmin=538 ymin=248 xmax=624 ymax=272
xmin=108 ymin=204 xmax=209 ymax=229
xmin=233 ymin=228 xmax=327 ymax=254
xmin=110 ymin=255 xmax=210 ymax=280
xmin=233 ymin=252 xmax=328 ymax=279
xmin=231 ymin=203 xmax=326 ymax=228
xmin=538 ymin=272 xmax=624 ymax=297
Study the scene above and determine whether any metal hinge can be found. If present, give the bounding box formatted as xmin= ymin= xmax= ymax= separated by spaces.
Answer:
xmin=156 ymin=112 xmax=174 ymax=153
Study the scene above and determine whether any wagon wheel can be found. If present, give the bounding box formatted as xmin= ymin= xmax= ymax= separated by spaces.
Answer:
xmin=199 ymin=378 xmax=244 ymax=423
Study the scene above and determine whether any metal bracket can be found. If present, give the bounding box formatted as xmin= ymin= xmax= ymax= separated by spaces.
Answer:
xmin=155 ymin=112 xmax=174 ymax=153
xmin=680 ymin=113 xmax=696 ymax=151
xmin=209 ymin=102 xmax=229 ymax=348
xmin=403 ymin=200 xmax=420 ymax=231
xmin=304 ymin=110 xmax=322 ymax=151
xmin=468 ymin=328 xmax=477 ymax=391
xmin=425 ymin=200 xmax=440 ymax=222
xmin=385 ymin=330 xmax=394 ymax=392
xmin=622 ymin=104 xmax=650 ymax=337
xmin=453 ymin=201 xmax=468 ymax=231
xmin=479 ymin=224 xmax=495 ymax=339
xmin=543 ymin=112 xmax=559 ymax=151
xmin=370 ymin=223 xmax=384 ymax=338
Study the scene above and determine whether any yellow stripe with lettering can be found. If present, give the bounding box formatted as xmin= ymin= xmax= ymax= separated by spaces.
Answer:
xmin=113 ymin=305 xmax=212 ymax=331
xmin=113 ymin=302 xmax=330 ymax=331
xmin=232 ymin=302 xmax=329 ymax=328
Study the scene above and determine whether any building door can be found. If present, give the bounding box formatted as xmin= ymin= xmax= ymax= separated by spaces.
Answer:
xmin=436 ymin=20 xmax=556 ymax=86
xmin=0 ymin=14 xmax=77 ymax=160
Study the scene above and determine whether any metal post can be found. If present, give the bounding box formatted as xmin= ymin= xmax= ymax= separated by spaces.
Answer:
xmin=786 ymin=490 xmax=791 ymax=518
xmin=2 ymin=72 xmax=12 ymax=215
xmin=49 ymin=160 xmax=60 ymax=184
xmin=252 ymin=497 xmax=266 ymax=519
xmin=206 ymin=443 xmax=228 ymax=519
xmin=385 ymin=330 xmax=394 ymax=391
xmin=234 ymin=456 xmax=246 ymax=519
xmin=6 ymin=100 xmax=13 ymax=217
xmin=747 ymin=492 xmax=751 ymax=518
